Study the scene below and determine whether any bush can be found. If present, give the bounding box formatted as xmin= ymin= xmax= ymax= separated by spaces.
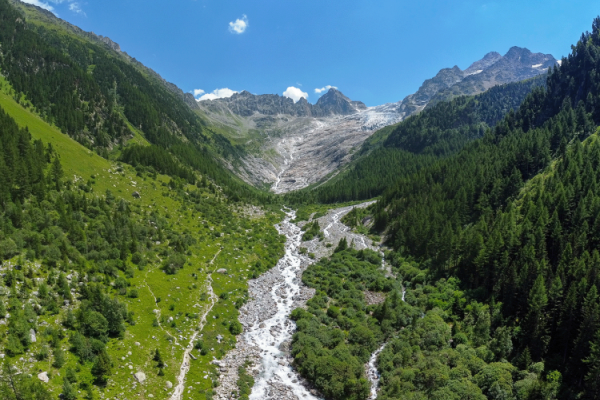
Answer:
xmin=0 ymin=238 xmax=18 ymax=260
xmin=91 ymin=350 xmax=112 ymax=385
xmin=302 ymin=221 xmax=321 ymax=241
xmin=229 ymin=321 xmax=243 ymax=335
xmin=5 ymin=334 xmax=24 ymax=356
xmin=53 ymin=347 xmax=65 ymax=368
xmin=453 ymin=332 xmax=469 ymax=346
xmin=35 ymin=344 xmax=49 ymax=361
xmin=163 ymin=253 xmax=186 ymax=274
xmin=131 ymin=252 xmax=142 ymax=265
xmin=327 ymin=306 xmax=340 ymax=319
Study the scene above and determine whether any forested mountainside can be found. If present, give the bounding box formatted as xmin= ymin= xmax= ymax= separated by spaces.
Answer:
xmin=285 ymin=75 xmax=546 ymax=204
xmin=0 ymin=0 xmax=272 ymax=204
xmin=290 ymin=17 xmax=600 ymax=399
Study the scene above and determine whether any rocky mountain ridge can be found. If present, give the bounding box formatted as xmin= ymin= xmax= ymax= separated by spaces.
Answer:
xmin=398 ymin=46 xmax=557 ymax=115
xmin=202 ymin=88 xmax=367 ymax=118
xmin=199 ymin=47 xmax=557 ymax=193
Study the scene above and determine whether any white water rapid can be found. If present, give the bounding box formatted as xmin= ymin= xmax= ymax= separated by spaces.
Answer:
xmin=246 ymin=210 xmax=321 ymax=400
xmin=366 ymin=344 xmax=386 ymax=399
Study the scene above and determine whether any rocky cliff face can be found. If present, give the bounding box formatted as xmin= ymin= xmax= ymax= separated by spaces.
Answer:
xmin=199 ymin=47 xmax=556 ymax=193
xmin=315 ymin=88 xmax=367 ymax=115
xmin=197 ymin=88 xmax=401 ymax=192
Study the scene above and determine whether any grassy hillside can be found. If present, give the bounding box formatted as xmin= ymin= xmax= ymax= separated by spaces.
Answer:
xmin=0 ymin=74 xmax=284 ymax=400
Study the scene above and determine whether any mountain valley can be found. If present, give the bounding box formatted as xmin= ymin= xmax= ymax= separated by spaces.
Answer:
xmin=199 ymin=48 xmax=556 ymax=192
xmin=2 ymin=0 xmax=600 ymax=399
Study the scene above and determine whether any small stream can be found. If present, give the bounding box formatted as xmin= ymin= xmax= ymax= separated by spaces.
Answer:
xmin=366 ymin=344 xmax=386 ymax=399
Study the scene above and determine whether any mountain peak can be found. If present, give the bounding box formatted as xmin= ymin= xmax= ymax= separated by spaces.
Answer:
xmin=316 ymin=88 xmax=350 ymax=105
xmin=464 ymin=51 xmax=503 ymax=75
xmin=504 ymin=46 xmax=533 ymax=59
xmin=499 ymin=46 xmax=557 ymax=70
xmin=316 ymin=88 xmax=366 ymax=114
xmin=200 ymin=87 xmax=366 ymax=117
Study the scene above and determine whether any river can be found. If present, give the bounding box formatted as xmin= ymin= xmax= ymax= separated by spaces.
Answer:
xmin=213 ymin=203 xmax=387 ymax=400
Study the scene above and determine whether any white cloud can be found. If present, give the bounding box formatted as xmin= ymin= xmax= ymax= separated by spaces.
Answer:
xmin=69 ymin=2 xmax=85 ymax=15
xmin=315 ymin=85 xmax=338 ymax=94
xmin=192 ymin=89 xmax=205 ymax=97
xmin=197 ymin=88 xmax=238 ymax=102
xmin=229 ymin=15 xmax=248 ymax=34
xmin=283 ymin=87 xmax=308 ymax=103
xmin=20 ymin=0 xmax=55 ymax=12
xmin=22 ymin=0 xmax=85 ymax=15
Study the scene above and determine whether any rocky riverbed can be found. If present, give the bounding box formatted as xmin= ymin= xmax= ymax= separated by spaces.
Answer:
xmin=213 ymin=202 xmax=384 ymax=400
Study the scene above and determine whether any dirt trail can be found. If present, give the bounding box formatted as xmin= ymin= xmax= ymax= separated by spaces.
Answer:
xmin=169 ymin=247 xmax=221 ymax=400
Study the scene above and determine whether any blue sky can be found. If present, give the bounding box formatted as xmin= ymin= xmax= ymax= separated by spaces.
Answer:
xmin=24 ymin=0 xmax=600 ymax=106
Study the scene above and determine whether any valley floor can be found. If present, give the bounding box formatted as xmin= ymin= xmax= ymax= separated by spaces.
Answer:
xmin=213 ymin=201 xmax=385 ymax=400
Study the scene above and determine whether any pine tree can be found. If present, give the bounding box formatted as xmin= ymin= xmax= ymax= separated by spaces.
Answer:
xmin=50 ymin=156 xmax=63 ymax=191
xmin=586 ymin=330 xmax=600 ymax=399
xmin=335 ymin=237 xmax=348 ymax=253
xmin=153 ymin=348 xmax=164 ymax=368
xmin=526 ymin=275 xmax=549 ymax=359
xmin=91 ymin=350 xmax=111 ymax=385
xmin=53 ymin=347 xmax=65 ymax=368
xmin=570 ymin=286 xmax=600 ymax=383
xmin=62 ymin=379 xmax=77 ymax=400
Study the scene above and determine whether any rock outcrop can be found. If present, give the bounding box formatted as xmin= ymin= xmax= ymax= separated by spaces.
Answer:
xmin=37 ymin=371 xmax=49 ymax=383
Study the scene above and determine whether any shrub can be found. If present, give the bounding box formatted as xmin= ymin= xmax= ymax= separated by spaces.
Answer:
xmin=229 ymin=321 xmax=243 ymax=335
